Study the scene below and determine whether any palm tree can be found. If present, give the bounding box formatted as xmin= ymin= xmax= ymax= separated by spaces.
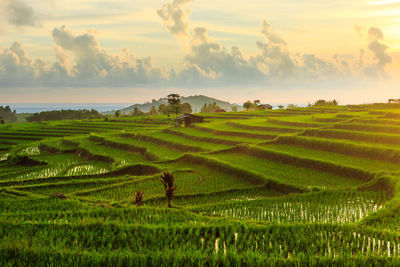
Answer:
xmin=160 ymin=171 xmax=177 ymax=208
xmin=133 ymin=191 xmax=144 ymax=207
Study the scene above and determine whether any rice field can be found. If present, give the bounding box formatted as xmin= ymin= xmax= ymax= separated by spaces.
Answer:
xmin=1 ymin=106 xmax=400 ymax=265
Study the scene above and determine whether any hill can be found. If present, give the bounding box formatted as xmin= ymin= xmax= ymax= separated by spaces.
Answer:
xmin=118 ymin=95 xmax=241 ymax=114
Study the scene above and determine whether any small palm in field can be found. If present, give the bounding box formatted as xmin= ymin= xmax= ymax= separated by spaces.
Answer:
xmin=133 ymin=191 xmax=144 ymax=207
xmin=160 ymin=171 xmax=177 ymax=208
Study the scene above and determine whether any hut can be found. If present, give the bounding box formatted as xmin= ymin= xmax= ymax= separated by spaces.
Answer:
xmin=175 ymin=114 xmax=204 ymax=127
xmin=257 ymin=104 xmax=273 ymax=110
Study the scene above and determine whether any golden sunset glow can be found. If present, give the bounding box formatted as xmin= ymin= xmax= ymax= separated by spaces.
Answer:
xmin=0 ymin=0 xmax=399 ymax=104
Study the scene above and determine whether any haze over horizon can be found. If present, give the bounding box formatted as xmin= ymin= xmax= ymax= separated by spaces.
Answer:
xmin=0 ymin=0 xmax=399 ymax=104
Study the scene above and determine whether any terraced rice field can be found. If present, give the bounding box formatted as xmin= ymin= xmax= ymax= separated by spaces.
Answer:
xmin=2 ymin=107 xmax=400 ymax=265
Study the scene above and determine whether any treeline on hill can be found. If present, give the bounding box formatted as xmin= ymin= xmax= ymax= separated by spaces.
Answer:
xmin=118 ymin=94 xmax=193 ymax=117
xmin=347 ymin=99 xmax=400 ymax=109
xmin=26 ymin=109 xmax=103 ymax=122
xmin=309 ymin=99 xmax=339 ymax=107
xmin=243 ymin=100 xmax=272 ymax=111
xmin=200 ymin=102 xmax=224 ymax=113
xmin=0 ymin=106 xmax=17 ymax=123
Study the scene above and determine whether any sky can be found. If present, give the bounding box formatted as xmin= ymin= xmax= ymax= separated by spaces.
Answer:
xmin=0 ymin=0 xmax=399 ymax=104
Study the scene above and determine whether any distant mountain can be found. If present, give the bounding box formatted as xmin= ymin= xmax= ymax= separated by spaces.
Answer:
xmin=118 ymin=95 xmax=241 ymax=114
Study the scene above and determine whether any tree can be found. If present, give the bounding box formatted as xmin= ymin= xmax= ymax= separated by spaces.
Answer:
xmin=132 ymin=191 xmax=144 ymax=207
xmin=131 ymin=107 xmax=143 ymax=116
xmin=278 ymin=105 xmax=284 ymax=109
xmin=149 ymin=106 xmax=158 ymax=115
xmin=180 ymin=102 xmax=192 ymax=114
xmin=0 ymin=117 xmax=4 ymax=124
xmin=287 ymin=104 xmax=297 ymax=109
xmin=26 ymin=109 xmax=103 ymax=122
xmin=231 ymin=106 xmax=238 ymax=112
xmin=158 ymin=104 xmax=167 ymax=115
xmin=312 ymin=99 xmax=339 ymax=107
xmin=167 ymin=94 xmax=181 ymax=117
xmin=0 ymin=106 xmax=17 ymax=123
xmin=254 ymin=100 xmax=261 ymax=106
xmin=115 ymin=110 xmax=121 ymax=118
xmin=200 ymin=102 xmax=221 ymax=113
xmin=160 ymin=171 xmax=177 ymax=208
xmin=243 ymin=101 xmax=252 ymax=111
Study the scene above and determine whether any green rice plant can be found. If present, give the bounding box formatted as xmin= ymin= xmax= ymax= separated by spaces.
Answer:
xmin=146 ymin=184 xmax=281 ymax=207
xmin=2 ymin=106 xmax=400 ymax=265
xmin=303 ymin=128 xmax=400 ymax=146
xmin=148 ymin=131 xmax=230 ymax=151
xmin=275 ymin=135 xmax=400 ymax=164
xmin=0 ymin=151 xmax=10 ymax=161
xmin=110 ymin=136 xmax=182 ymax=160
xmin=166 ymin=127 xmax=262 ymax=144
xmin=194 ymin=122 xmax=277 ymax=140
xmin=209 ymin=151 xmax=366 ymax=189
xmin=333 ymin=123 xmax=400 ymax=135
xmin=192 ymin=190 xmax=388 ymax=224
xmin=226 ymin=121 xmax=302 ymax=133
xmin=14 ymin=178 xmax=121 ymax=196
xmin=260 ymin=144 xmax=400 ymax=173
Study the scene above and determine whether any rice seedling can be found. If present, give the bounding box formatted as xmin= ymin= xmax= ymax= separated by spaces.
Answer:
xmin=1 ymin=106 xmax=400 ymax=265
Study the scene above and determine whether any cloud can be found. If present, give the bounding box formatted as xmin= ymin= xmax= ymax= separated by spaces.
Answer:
xmin=260 ymin=20 xmax=286 ymax=45
xmin=364 ymin=27 xmax=392 ymax=77
xmin=0 ymin=42 xmax=36 ymax=86
xmin=178 ymin=27 xmax=265 ymax=86
xmin=3 ymin=0 xmax=40 ymax=27
xmin=353 ymin=25 xmax=366 ymax=37
xmin=157 ymin=0 xmax=193 ymax=37
xmin=51 ymin=26 xmax=167 ymax=85
xmin=250 ymin=20 xmax=296 ymax=79
xmin=0 ymin=26 xmax=168 ymax=87
xmin=0 ymin=20 xmax=394 ymax=89
xmin=368 ymin=27 xmax=384 ymax=41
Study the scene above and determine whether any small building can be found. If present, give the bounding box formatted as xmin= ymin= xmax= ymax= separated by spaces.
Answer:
xmin=388 ymin=99 xmax=400 ymax=104
xmin=257 ymin=104 xmax=273 ymax=110
xmin=215 ymin=109 xmax=226 ymax=113
xmin=175 ymin=114 xmax=204 ymax=127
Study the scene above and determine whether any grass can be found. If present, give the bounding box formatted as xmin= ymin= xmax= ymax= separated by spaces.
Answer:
xmin=1 ymin=105 xmax=400 ymax=265
xmin=192 ymin=190 xmax=388 ymax=224
xmin=208 ymin=152 xmax=365 ymax=189
xmin=260 ymin=143 xmax=400 ymax=173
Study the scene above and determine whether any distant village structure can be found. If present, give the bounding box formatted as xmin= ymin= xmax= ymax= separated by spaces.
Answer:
xmin=175 ymin=114 xmax=204 ymax=127
xmin=257 ymin=104 xmax=273 ymax=110
xmin=388 ymin=99 xmax=400 ymax=104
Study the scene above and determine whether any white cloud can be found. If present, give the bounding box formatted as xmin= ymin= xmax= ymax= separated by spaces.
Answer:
xmin=0 ymin=13 xmax=394 ymax=88
xmin=364 ymin=27 xmax=392 ymax=77
xmin=157 ymin=0 xmax=193 ymax=37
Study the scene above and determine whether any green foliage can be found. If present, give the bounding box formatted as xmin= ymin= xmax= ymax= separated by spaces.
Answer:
xmin=311 ymin=99 xmax=339 ymax=107
xmin=0 ymin=106 xmax=17 ymax=123
xmin=26 ymin=109 xmax=103 ymax=122
xmin=201 ymin=102 xmax=222 ymax=113
xmin=1 ymin=103 xmax=400 ymax=264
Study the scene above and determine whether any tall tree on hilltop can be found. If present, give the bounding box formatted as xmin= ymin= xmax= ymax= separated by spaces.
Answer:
xmin=167 ymin=94 xmax=181 ymax=117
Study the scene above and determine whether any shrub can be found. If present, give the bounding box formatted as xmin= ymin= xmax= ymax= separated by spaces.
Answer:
xmin=133 ymin=191 xmax=144 ymax=207
xmin=160 ymin=172 xmax=177 ymax=208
